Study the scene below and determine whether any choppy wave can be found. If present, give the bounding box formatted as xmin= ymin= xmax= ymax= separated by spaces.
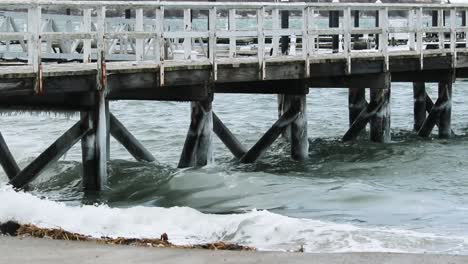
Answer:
xmin=1 ymin=185 xmax=468 ymax=254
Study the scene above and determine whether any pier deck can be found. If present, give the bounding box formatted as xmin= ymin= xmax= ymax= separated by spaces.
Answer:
xmin=0 ymin=1 xmax=467 ymax=190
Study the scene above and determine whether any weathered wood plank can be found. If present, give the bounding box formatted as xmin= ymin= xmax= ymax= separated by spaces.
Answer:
xmin=342 ymin=99 xmax=383 ymax=142
xmin=109 ymin=113 xmax=155 ymax=162
xmin=9 ymin=119 xmax=90 ymax=189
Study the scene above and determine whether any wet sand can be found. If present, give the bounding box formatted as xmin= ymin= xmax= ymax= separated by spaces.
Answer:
xmin=1 ymin=236 xmax=467 ymax=264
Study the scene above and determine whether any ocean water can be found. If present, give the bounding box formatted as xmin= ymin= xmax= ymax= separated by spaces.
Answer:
xmin=2 ymin=82 xmax=468 ymax=253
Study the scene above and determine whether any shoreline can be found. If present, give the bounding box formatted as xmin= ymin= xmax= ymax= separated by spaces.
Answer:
xmin=2 ymin=236 xmax=468 ymax=264
xmin=0 ymin=221 xmax=254 ymax=251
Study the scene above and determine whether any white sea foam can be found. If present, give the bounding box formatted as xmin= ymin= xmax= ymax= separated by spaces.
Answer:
xmin=1 ymin=184 xmax=467 ymax=254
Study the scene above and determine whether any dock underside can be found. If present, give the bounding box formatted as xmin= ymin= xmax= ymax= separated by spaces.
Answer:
xmin=0 ymin=52 xmax=462 ymax=191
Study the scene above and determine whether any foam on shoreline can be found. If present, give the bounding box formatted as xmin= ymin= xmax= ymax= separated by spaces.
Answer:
xmin=1 ymin=184 xmax=467 ymax=254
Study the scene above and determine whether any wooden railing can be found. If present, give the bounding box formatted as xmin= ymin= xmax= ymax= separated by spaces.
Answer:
xmin=1 ymin=1 xmax=468 ymax=80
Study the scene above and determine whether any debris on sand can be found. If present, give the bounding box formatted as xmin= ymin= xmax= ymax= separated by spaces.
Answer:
xmin=0 ymin=221 xmax=21 ymax=236
xmin=0 ymin=221 xmax=254 ymax=251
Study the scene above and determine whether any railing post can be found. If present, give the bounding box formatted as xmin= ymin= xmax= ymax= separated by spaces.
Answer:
xmin=465 ymin=10 xmax=468 ymax=49
xmin=344 ymin=7 xmax=351 ymax=74
xmin=438 ymin=9 xmax=445 ymax=49
xmin=302 ymin=7 xmax=310 ymax=78
xmin=379 ymin=7 xmax=389 ymax=71
xmin=450 ymin=8 xmax=456 ymax=67
xmin=183 ymin=9 xmax=192 ymax=59
xmin=408 ymin=8 xmax=416 ymax=51
xmin=416 ymin=7 xmax=423 ymax=69
xmin=83 ymin=9 xmax=92 ymax=63
xmin=155 ymin=7 xmax=164 ymax=86
xmin=209 ymin=7 xmax=217 ymax=81
xmin=228 ymin=9 xmax=237 ymax=58
xmin=28 ymin=5 xmax=42 ymax=94
xmin=258 ymin=6 xmax=265 ymax=80
xmin=135 ymin=8 xmax=144 ymax=61
xmin=308 ymin=7 xmax=315 ymax=56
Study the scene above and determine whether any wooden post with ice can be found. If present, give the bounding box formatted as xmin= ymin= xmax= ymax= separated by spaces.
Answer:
xmin=178 ymin=98 xmax=214 ymax=168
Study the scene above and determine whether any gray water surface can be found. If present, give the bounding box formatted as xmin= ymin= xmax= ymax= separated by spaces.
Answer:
xmin=1 ymin=81 xmax=468 ymax=252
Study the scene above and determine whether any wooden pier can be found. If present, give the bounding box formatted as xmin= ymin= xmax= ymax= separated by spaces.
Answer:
xmin=0 ymin=0 xmax=467 ymax=191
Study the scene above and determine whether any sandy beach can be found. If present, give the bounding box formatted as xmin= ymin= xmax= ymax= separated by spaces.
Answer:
xmin=1 ymin=236 xmax=468 ymax=264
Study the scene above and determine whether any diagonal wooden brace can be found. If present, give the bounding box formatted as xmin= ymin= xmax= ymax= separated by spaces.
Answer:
xmin=425 ymin=92 xmax=455 ymax=136
xmin=418 ymin=97 xmax=444 ymax=137
xmin=342 ymin=99 xmax=384 ymax=142
xmin=213 ymin=112 xmax=247 ymax=159
xmin=240 ymin=106 xmax=300 ymax=163
xmin=109 ymin=113 xmax=155 ymax=162
xmin=9 ymin=119 xmax=91 ymax=189
xmin=0 ymin=132 xmax=20 ymax=180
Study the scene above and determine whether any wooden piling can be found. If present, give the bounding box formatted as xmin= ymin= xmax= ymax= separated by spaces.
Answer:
xmin=348 ymin=88 xmax=367 ymax=126
xmin=213 ymin=113 xmax=247 ymax=159
xmin=109 ymin=113 xmax=156 ymax=162
xmin=438 ymin=79 xmax=452 ymax=139
xmin=369 ymin=89 xmax=391 ymax=143
xmin=289 ymin=95 xmax=308 ymax=161
xmin=413 ymin=82 xmax=426 ymax=132
xmin=9 ymin=120 xmax=90 ymax=189
xmin=241 ymin=107 xmax=299 ymax=163
xmin=369 ymin=75 xmax=391 ymax=143
xmin=0 ymin=132 xmax=20 ymax=180
xmin=80 ymin=93 xmax=109 ymax=191
xmin=178 ymin=99 xmax=213 ymax=168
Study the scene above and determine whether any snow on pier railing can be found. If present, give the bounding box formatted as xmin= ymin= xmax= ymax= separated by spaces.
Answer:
xmin=1 ymin=1 xmax=468 ymax=81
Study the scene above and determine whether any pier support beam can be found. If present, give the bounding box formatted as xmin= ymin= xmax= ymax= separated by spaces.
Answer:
xmin=178 ymin=99 xmax=213 ymax=168
xmin=413 ymin=82 xmax=426 ymax=132
xmin=109 ymin=113 xmax=155 ymax=162
xmin=0 ymin=132 xmax=20 ymax=180
xmin=81 ymin=92 xmax=109 ymax=191
xmin=369 ymin=83 xmax=391 ymax=143
xmin=438 ymin=79 xmax=452 ymax=139
xmin=348 ymin=87 xmax=367 ymax=126
xmin=288 ymin=95 xmax=308 ymax=161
